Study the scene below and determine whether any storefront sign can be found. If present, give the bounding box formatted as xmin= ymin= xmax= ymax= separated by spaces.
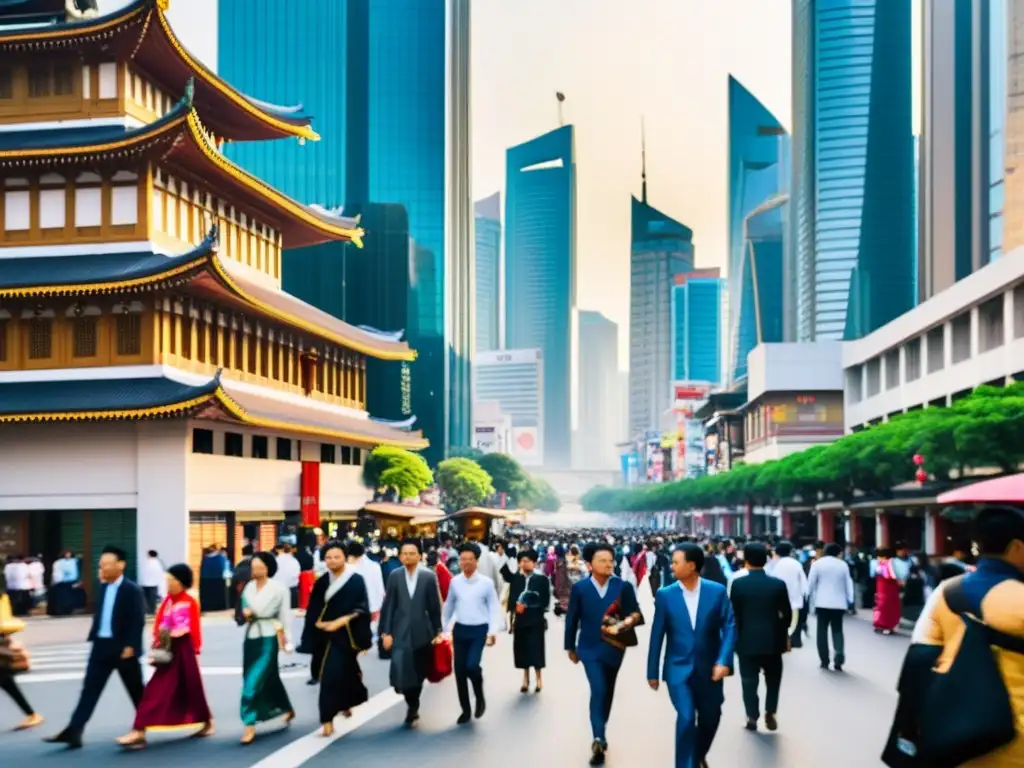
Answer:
xmin=300 ymin=461 xmax=320 ymax=527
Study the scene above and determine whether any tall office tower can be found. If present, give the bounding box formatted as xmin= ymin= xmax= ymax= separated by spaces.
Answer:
xmin=727 ymin=76 xmax=789 ymax=384
xmin=505 ymin=126 xmax=576 ymax=468
xmin=1006 ymin=1 xmax=1024 ymax=252
xmin=629 ymin=135 xmax=694 ymax=440
xmin=672 ymin=270 xmax=724 ymax=385
xmin=792 ymin=0 xmax=915 ymax=341
xmin=474 ymin=350 xmax=545 ymax=467
xmin=576 ymin=311 xmax=620 ymax=470
xmin=218 ymin=0 xmax=473 ymax=464
xmin=920 ymin=0 xmax=1018 ymax=296
xmin=475 ymin=193 xmax=501 ymax=353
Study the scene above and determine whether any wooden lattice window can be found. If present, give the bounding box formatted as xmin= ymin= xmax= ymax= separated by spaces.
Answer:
xmin=28 ymin=319 xmax=52 ymax=359
xmin=72 ymin=317 xmax=98 ymax=358
xmin=0 ymin=69 xmax=12 ymax=100
xmin=53 ymin=63 xmax=74 ymax=96
xmin=27 ymin=66 xmax=50 ymax=98
xmin=116 ymin=313 xmax=141 ymax=356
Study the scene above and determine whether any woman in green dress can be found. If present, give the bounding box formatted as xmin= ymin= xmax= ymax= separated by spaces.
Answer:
xmin=239 ymin=551 xmax=295 ymax=745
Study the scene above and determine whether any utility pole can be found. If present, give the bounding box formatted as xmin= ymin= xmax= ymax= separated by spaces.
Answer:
xmin=641 ymin=116 xmax=647 ymax=204
xmin=556 ymin=91 xmax=565 ymax=127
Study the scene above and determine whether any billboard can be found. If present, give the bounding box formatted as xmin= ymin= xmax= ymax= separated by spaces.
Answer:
xmin=512 ymin=426 xmax=542 ymax=466
xmin=672 ymin=382 xmax=711 ymax=479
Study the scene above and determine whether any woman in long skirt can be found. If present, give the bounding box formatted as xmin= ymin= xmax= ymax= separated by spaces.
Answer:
xmin=302 ymin=541 xmax=373 ymax=737
xmin=0 ymin=591 xmax=43 ymax=731
xmin=116 ymin=564 xmax=213 ymax=748
xmin=504 ymin=549 xmax=550 ymax=693
xmin=239 ymin=552 xmax=295 ymax=745
xmin=873 ymin=550 xmax=902 ymax=634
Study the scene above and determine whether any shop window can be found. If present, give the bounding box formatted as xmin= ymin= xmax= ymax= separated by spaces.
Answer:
xmin=252 ymin=434 xmax=268 ymax=459
xmin=275 ymin=437 xmax=292 ymax=461
xmin=340 ymin=445 xmax=352 ymax=465
xmin=72 ymin=317 xmax=98 ymax=358
xmin=27 ymin=65 xmax=50 ymax=98
xmin=320 ymin=444 xmax=336 ymax=464
xmin=53 ymin=63 xmax=74 ymax=96
xmin=352 ymin=447 xmax=362 ymax=465
xmin=116 ymin=313 xmax=141 ymax=356
xmin=0 ymin=69 xmax=12 ymax=99
xmin=27 ymin=318 xmax=52 ymax=359
xmin=225 ymin=431 xmax=243 ymax=457
xmin=192 ymin=428 xmax=214 ymax=454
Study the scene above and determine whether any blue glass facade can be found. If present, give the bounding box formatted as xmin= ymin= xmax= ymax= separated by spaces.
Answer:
xmin=218 ymin=0 xmax=465 ymax=465
xmin=792 ymin=0 xmax=915 ymax=341
xmin=475 ymin=193 xmax=501 ymax=353
xmin=727 ymin=76 xmax=787 ymax=383
xmin=505 ymin=126 xmax=576 ymax=468
xmin=672 ymin=274 xmax=723 ymax=385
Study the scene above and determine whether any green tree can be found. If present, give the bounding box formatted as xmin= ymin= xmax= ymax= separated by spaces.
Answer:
xmin=520 ymin=476 xmax=562 ymax=512
xmin=362 ymin=446 xmax=433 ymax=499
xmin=476 ymin=453 xmax=530 ymax=501
xmin=436 ymin=458 xmax=495 ymax=512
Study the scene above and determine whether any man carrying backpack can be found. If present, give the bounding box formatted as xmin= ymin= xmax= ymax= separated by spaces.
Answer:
xmin=910 ymin=505 xmax=1024 ymax=767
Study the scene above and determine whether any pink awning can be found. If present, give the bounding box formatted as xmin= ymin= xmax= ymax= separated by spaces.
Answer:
xmin=936 ymin=473 xmax=1024 ymax=505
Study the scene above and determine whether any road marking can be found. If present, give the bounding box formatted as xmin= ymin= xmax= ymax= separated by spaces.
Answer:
xmin=248 ymin=690 xmax=403 ymax=768
xmin=19 ymin=666 xmax=314 ymax=685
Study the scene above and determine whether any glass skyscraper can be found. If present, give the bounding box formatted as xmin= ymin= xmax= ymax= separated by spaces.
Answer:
xmin=505 ymin=125 xmax=576 ymax=468
xmin=727 ymin=76 xmax=788 ymax=383
xmin=629 ymin=190 xmax=694 ymax=441
xmin=672 ymin=270 xmax=724 ymax=385
xmin=218 ymin=0 xmax=472 ymax=464
xmin=474 ymin=193 xmax=501 ymax=353
xmin=792 ymin=0 xmax=915 ymax=341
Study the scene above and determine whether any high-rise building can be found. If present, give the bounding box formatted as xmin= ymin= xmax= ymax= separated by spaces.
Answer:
xmin=920 ymin=0 xmax=1017 ymax=298
xmin=474 ymin=350 xmax=544 ymax=467
xmin=505 ymin=126 xmax=576 ymax=468
xmin=1006 ymin=1 xmax=1024 ymax=251
xmin=475 ymin=193 xmax=501 ymax=353
xmin=727 ymin=76 xmax=789 ymax=384
xmin=576 ymin=311 xmax=621 ymax=470
xmin=792 ymin=0 xmax=915 ymax=341
xmin=629 ymin=135 xmax=694 ymax=440
xmin=672 ymin=270 xmax=724 ymax=385
xmin=217 ymin=0 xmax=472 ymax=465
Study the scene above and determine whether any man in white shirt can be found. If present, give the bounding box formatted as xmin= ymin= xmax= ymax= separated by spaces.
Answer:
xmin=140 ymin=550 xmax=165 ymax=615
xmin=4 ymin=555 xmax=31 ymax=616
xmin=766 ymin=542 xmax=809 ymax=647
xmin=806 ymin=543 xmax=855 ymax=672
xmin=443 ymin=543 xmax=502 ymax=725
xmin=347 ymin=541 xmax=385 ymax=620
xmin=273 ymin=545 xmax=302 ymax=608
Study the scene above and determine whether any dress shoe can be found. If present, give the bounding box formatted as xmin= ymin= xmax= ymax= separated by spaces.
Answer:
xmin=589 ymin=739 xmax=606 ymax=766
xmin=833 ymin=663 xmax=843 ymax=673
xmin=404 ymin=708 xmax=419 ymax=727
xmin=306 ymin=678 xmax=318 ymax=686
xmin=765 ymin=713 xmax=778 ymax=731
xmin=745 ymin=718 xmax=757 ymax=731
xmin=44 ymin=729 xmax=82 ymax=749
xmin=474 ymin=696 xmax=486 ymax=719
xmin=457 ymin=711 xmax=471 ymax=725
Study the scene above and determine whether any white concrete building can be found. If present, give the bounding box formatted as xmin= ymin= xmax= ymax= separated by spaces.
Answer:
xmin=472 ymin=400 xmax=513 ymax=455
xmin=473 ymin=349 xmax=544 ymax=466
xmin=844 ymin=246 xmax=1024 ymax=430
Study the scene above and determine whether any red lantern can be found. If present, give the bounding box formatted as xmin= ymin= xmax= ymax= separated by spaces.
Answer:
xmin=912 ymin=454 xmax=925 ymax=466
xmin=915 ymin=468 xmax=928 ymax=484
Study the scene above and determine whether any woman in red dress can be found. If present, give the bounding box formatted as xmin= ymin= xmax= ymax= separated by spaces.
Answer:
xmin=872 ymin=551 xmax=902 ymax=635
xmin=116 ymin=564 xmax=213 ymax=749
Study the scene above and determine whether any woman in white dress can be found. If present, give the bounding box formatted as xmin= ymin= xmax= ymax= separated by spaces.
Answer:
xmin=239 ymin=552 xmax=295 ymax=745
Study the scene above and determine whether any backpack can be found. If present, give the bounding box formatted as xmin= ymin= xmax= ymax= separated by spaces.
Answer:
xmin=917 ymin=575 xmax=1024 ymax=766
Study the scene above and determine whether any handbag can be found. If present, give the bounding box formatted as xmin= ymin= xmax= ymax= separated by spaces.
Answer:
xmin=148 ymin=628 xmax=173 ymax=666
xmin=601 ymin=595 xmax=642 ymax=650
xmin=0 ymin=636 xmax=30 ymax=674
xmin=427 ymin=638 xmax=453 ymax=684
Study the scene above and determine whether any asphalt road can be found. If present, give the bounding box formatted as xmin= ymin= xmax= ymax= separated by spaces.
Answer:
xmin=1 ymin=600 xmax=906 ymax=767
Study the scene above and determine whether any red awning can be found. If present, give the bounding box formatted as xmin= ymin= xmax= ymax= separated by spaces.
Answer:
xmin=937 ymin=473 xmax=1024 ymax=505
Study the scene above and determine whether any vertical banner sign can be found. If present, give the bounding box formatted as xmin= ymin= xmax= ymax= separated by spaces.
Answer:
xmin=300 ymin=461 xmax=320 ymax=527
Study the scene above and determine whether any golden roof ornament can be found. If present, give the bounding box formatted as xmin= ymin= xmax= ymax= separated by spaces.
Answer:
xmin=0 ymin=593 xmax=25 ymax=636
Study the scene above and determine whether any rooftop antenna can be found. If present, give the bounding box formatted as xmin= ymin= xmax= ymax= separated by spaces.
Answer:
xmin=556 ymin=91 xmax=566 ymax=127
xmin=641 ymin=116 xmax=648 ymax=204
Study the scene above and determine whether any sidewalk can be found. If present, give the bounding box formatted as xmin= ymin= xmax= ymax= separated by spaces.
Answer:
xmin=16 ymin=610 xmax=239 ymax=647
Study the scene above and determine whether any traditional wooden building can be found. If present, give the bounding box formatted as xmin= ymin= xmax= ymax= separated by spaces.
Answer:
xmin=0 ymin=0 xmax=426 ymax=593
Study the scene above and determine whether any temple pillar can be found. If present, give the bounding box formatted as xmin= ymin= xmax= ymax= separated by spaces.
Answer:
xmin=743 ymin=503 xmax=753 ymax=536
xmin=781 ymin=509 xmax=794 ymax=539
xmin=877 ymin=511 xmax=891 ymax=549
xmin=818 ymin=509 xmax=836 ymax=543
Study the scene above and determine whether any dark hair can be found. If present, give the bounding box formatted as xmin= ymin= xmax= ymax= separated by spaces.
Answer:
xmin=321 ymin=540 xmax=347 ymax=558
xmin=518 ymin=548 xmax=539 ymax=563
xmin=744 ymin=543 xmax=769 ymax=568
xmin=775 ymin=541 xmax=793 ymax=558
xmin=675 ymin=542 xmax=705 ymax=572
xmin=824 ymin=543 xmax=843 ymax=557
xmin=242 ymin=544 xmax=254 ymax=557
xmin=582 ymin=543 xmax=596 ymax=562
xmin=974 ymin=505 xmax=1024 ymax=556
xmin=101 ymin=546 xmax=127 ymax=563
xmin=167 ymin=563 xmax=194 ymax=590
xmin=426 ymin=551 xmax=439 ymax=567
xmin=252 ymin=551 xmax=278 ymax=578
xmin=590 ymin=543 xmax=615 ymax=560
xmin=458 ymin=543 xmax=481 ymax=560
xmin=400 ymin=539 xmax=422 ymax=555
xmin=147 ymin=550 xmax=158 ymax=558
xmin=347 ymin=540 xmax=365 ymax=558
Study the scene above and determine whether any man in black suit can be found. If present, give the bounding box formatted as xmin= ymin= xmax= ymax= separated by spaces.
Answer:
xmin=44 ymin=546 xmax=145 ymax=749
xmin=729 ymin=543 xmax=792 ymax=733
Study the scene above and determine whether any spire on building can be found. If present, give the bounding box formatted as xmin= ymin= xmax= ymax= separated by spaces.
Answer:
xmin=641 ymin=116 xmax=647 ymax=204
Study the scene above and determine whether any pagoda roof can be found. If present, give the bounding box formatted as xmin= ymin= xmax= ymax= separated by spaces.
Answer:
xmin=0 ymin=0 xmax=318 ymax=143
xmin=0 ymin=229 xmax=416 ymax=361
xmin=0 ymin=87 xmax=363 ymax=249
xmin=0 ymin=372 xmax=430 ymax=450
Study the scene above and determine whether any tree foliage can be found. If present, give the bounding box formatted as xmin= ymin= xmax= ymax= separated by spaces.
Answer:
xmin=362 ymin=446 xmax=433 ymax=499
xmin=436 ymin=457 xmax=495 ymax=512
xmin=580 ymin=382 xmax=1024 ymax=513
xmin=520 ymin=476 xmax=561 ymax=512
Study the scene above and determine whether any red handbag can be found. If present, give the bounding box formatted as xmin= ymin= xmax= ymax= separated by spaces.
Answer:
xmin=427 ymin=638 xmax=453 ymax=684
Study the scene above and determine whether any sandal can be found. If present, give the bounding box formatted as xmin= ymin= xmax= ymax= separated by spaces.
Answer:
xmin=194 ymin=722 xmax=215 ymax=738
xmin=116 ymin=733 xmax=147 ymax=749
xmin=14 ymin=713 xmax=43 ymax=731
xmin=240 ymin=726 xmax=256 ymax=745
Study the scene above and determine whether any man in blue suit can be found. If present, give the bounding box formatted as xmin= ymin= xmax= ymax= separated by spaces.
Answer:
xmin=565 ymin=543 xmax=643 ymax=766
xmin=647 ymin=542 xmax=736 ymax=768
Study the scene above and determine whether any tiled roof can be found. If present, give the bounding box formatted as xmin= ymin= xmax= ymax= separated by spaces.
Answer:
xmin=0 ymin=375 xmax=218 ymax=419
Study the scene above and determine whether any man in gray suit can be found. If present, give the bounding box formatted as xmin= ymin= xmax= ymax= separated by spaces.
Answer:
xmin=380 ymin=539 xmax=444 ymax=726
